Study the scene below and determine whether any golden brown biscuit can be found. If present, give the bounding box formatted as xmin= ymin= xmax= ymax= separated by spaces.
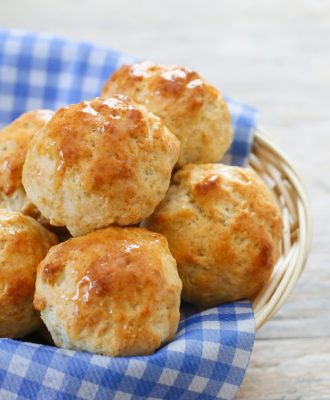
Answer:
xmin=22 ymin=95 xmax=180 ymax=237
xmin=34 ymin=227 xmax=182 ymax=356
xmin=102 ymin=61 xmax=232 ymax=167
xmin=146 ymin=164 xmax=282 ymax=308
xmin=0 ymin=110 xmax=54 ymax=222
xmin=0 ymin=210 xmax=58 ymax=338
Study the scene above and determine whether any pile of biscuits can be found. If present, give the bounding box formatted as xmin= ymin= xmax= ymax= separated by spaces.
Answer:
xmin=0 ymin=62 xmax=282 ymax=357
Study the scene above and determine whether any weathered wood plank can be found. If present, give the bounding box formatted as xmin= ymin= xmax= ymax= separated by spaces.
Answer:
xmin=237 ymin=338 xmax=330 ymax=400
xmin=257 ymin=255 xmax=330 ymax=339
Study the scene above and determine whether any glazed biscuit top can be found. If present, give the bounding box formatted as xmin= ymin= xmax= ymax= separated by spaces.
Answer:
xmin=102 ymin=62 xmax=214 ymax=119
xmin=31 ymin=95 xmax=178 ymax=192
xmin=102 ymin=62 xmax=232 ymax=166
xmin=0 ymin=210 xmax=58 ymax=307
xmin=0 ymin=110 xmax=53 ymax=195
xmin=35 ymin=227 xmax=179 ymax=311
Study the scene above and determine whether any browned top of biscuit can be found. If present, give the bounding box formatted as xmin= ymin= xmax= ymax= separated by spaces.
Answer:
xmin=147 ymin=164 xmax=283 ymax=306
xmin=0 ymin=210 xmax=58 ymax=308
xmin=39 ymin=227 xmax=167 ymax=288
xmin=37 ymin=95 xmax=175 ymax=192
xmin=0 ymin=110 xmax=53 ymax=195
xmin=102 ymin=61 xmax=218 ymax=120
xmin=101 ymin=62 xmax=232 ymax=167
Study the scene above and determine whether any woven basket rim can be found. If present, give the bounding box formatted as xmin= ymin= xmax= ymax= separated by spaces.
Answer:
xmin=249 ymin=129 xmax=312 ymax=329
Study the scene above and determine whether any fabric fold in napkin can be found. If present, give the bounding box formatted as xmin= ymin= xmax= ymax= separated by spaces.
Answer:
xmin=0 ymin=302 xmax=255 ymax=400
xmin=0 ymin=29 xmax=258 ymax=400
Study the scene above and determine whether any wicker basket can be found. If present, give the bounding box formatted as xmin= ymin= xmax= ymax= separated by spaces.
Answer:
xmin=249 ymin=129 xmax=312 ymax=329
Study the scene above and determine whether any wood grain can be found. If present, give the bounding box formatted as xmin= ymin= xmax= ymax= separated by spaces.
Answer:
xmin=0 ymin=0 xmax=329 ymax=398
xmin=237 ymin=338 xmax=330 ymax=400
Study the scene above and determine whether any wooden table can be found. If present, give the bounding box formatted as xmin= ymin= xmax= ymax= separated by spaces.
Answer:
xmin=1 ymin=0 xmax=329 ymax=398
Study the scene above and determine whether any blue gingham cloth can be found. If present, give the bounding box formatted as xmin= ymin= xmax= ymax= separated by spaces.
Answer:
xmin=0 ymin=29 xmax=258 ymax=400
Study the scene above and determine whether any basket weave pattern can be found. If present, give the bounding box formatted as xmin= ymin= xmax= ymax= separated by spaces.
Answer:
xmin=249 ymin=130 xmax=312 ymax=328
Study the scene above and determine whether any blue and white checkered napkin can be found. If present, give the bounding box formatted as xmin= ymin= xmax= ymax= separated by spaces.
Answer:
xmin=0 ymin=29 xmax=258 ymax=400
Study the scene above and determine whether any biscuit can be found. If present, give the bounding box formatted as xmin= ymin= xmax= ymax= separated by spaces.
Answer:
xmin=34 ymin=227 xmax=182 ymax=356
xmin=0 ymin=210 xmax=58 ymax=338
xmin=22 ymin=95 xmax=180 ymax=236
xmin=102 ymin=62 xmax=232 ymax=166
xmin=0 ymin=110 xmax=53 ymax=223
xmin=146 ymin=164 xmax=282 ymax=307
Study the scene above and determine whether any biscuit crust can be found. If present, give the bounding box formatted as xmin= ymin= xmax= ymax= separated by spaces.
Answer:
xmin=34 ymin=227 xmax=182 ymax=356
xmin=0 ymin=210 xmax=58 ymax=338
xmin=22 ymin=96 xmax=180 ymax=236
xmin=102 ymin=62 xmax=232 ymax=166
xmin=0 ymin=110 xmax=53 ymax=221
xmin=147 ymin=164 xmax=282 ymax=307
